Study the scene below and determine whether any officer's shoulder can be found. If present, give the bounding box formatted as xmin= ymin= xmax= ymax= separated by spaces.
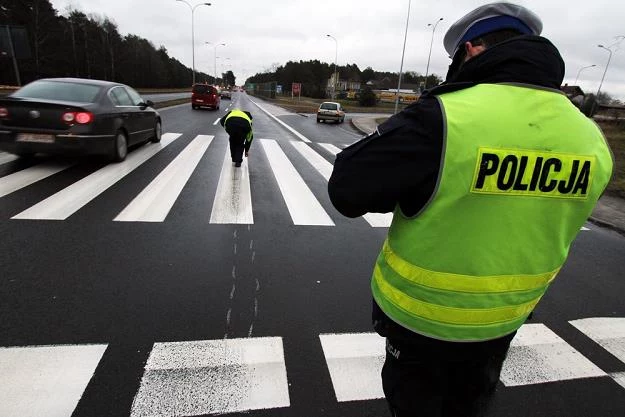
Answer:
xmin=377 ymin=96 xmax=441 ymax=135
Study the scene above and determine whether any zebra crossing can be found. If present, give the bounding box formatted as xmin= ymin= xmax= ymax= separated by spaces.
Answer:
xmin=0 ymin=142 xmax=595 ymax=230
xmin=0 ymin=135 xmax=392 ymax=227
xmin=1 ymin=318 xmax=623 ymax=417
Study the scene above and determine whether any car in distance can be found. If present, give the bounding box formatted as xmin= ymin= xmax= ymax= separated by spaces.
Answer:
xmin=0 ymin=77 xmax=161 ymax=162
xmin=191 ymin=84 xmax=220 ymax=110
xmin=220 ymin=88 xmax=232 ymax=99
xmin=317 ymin=101 xmax=345 ymax=123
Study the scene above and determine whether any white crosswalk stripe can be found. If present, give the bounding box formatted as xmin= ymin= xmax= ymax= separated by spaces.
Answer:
xmin=0 ymin=344 xmax=108 ymax=417
xmin=500 ymin=323 xmax=606 ymax=386
xmin=130 ymin=337 xmax=290 ymax=416
xmin=318 ymin=143 xmax=342 ymax=156
xmin=319 ymin=332 xmax=385 ymax=402
xmin=0 ymin=134 xmax=603 ymax=230
xmin=0 ymin=152 xmax=19 ymax=166
xmin=114 ymin=135 xmax=212 ymax=222
xmin=12 ymin=133 xmax=182 ymax=220
xmin=260 ymin=138 xmax=334 ymax=226
xmin=3 ymin=320 xmax=624 ymax=415
xmin=210 ymin=145 xmax=253 ymax=224
xmin=0 ymin=161 xmax=73 ymax=198
xmin=570 ymin=317 xmax=625 ymax=388
xmin=291 ymin=141 xmax=392 ymax=227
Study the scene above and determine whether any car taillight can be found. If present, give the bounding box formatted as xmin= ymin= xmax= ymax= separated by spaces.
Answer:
xmin=0 ymin=107 xmax=8 ymax=118
xmin=62 ymin=111 xmax=93 ymax=124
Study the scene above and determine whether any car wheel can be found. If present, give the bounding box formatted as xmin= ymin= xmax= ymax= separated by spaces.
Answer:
xmin=150 ymin=120 xmax=162 ymax=143
xmin=112 ymin=130 xmax=128 ymax=162
xmin=192 ymin=105 xmax=197 ymax=110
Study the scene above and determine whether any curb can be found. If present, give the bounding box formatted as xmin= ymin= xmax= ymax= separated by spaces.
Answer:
xmin=350 ymin=118 xmax=373 ymax=136
xmin=588 ymin=216 xmax=625 ymax=236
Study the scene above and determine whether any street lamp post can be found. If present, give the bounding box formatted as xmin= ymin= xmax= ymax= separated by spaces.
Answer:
xmin=596 ymin=45 xmax=613 ymax=101
xmin=394 ymin=0 xmax=412 ymax=114
xmin=206 ymin=42 xmax=225 ymax=84
xmin=176 ymin=0 xmax=211 ymax=85
xmin=424 ymin=17 xmax=443 ymax=90
xmin=574 ymin=64 xmax=596 ymax=85
xmin=326 ymin=34 xmax=338 ymax=99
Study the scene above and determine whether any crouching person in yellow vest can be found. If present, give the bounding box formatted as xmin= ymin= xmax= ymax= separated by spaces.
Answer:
xmin=220 ymin=109 xmax=253 ymax=167
xmin=328 ymin=3 xmax=613 ymax=417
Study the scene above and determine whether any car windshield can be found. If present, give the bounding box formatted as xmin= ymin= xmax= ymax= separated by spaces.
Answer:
xmin=12 ymin=80 xmax=101 ymax=103
xmin=320 ymin=103 xmax=338 ymax=110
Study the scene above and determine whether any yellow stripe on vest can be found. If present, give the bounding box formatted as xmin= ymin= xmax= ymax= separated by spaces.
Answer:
xmin=373 ymin=265 xmax=540 ymax=325
xmin=383 ymin=240 xmax=559 ymax=293
xmin=471 ymin=147 xmax=595 ymax=200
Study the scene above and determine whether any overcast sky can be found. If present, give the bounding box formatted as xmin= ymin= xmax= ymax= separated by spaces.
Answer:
xmin=48 ymin=0 xmax=625 ymax=99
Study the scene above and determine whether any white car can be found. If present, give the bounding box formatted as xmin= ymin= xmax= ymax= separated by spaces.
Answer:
xmin=317 ymin=102 xmax=345 ymax=123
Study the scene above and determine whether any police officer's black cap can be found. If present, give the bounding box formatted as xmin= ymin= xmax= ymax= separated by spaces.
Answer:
xmin=443 ymin=2 xmax=543 ymax=57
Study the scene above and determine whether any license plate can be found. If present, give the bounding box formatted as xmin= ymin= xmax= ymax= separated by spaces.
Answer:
xmin=16 ymin=133 xmax=55 ymax=143
xmin=196 ymin=99 xmax=204 ymax=102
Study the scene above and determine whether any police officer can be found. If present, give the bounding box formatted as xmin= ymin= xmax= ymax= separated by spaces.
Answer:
xmin=328 ymin=3 xmax=613 ymax=417
xmin=220 ymin=108 xmax=253 ymax=167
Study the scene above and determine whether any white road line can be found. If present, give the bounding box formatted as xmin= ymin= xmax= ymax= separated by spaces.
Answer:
xmin=114 ymin=135 xmax=212 ymax=222
xmin=569 ymin=317 xmax=625 ymax=364
xmin=0 ymin=162 xmax=73 ymax=198
xmin=318 ymin=143 xmax=342 ymax=156
xmin=500 ymin=323 xmax=606 ymax=386
xmin=12 ymin=133 xmax=181 ymax=220
xmin=260 ymin=139 xmax=333 ymax=226
xmin=319 ymin=333 xmax=385 ymax=402
xmin=581 ymin=226 xmax=590 ymax=230
xmin=249 ymin=99 xmax=311 ymax=143
xmin=0 ymin=152 xmax=19 ymax=166
xmin=0 ymin=344 xmax=108 ymax=417
xmin=210 ymin=147 xmax=253 ymax=224
xmin=213 ymin=117 xmax=221 ymax=126
xmin=130 ymin=337 xmax=290 ymax=416
xmin=612 ymin=372 xmax=625 ymax=390
xmin=290 ymin=141 xmax=392 ymax=227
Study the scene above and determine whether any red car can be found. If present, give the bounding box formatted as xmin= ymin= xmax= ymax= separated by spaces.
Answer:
xmin=191 ymin=84 xmax=220 ymax=110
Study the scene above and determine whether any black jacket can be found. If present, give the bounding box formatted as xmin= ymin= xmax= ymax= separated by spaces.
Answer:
xmin=220 ymin=110 xmax=254 ymax=151
xmin=328 ymin=36 xmax=565 ymax=219
xmin=328 ymin=36 xmax=565 ymax=346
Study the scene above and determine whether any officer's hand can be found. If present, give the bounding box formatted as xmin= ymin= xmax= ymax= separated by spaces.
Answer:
xmin=245 ymin=151 xmax=249 ymax=157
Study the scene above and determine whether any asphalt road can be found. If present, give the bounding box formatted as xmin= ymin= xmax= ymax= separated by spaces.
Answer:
xmin=1 ymin=92 xmax=624 ymax=417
